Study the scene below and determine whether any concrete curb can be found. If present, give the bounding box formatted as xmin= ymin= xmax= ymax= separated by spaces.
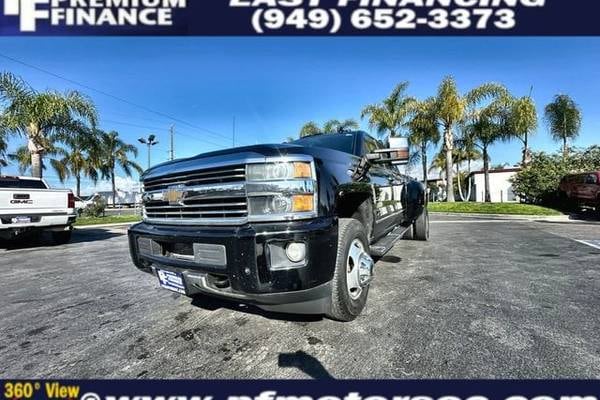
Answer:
xmin=430 ymin=211 xmax=568 ymax=220
xmin=430 ymin=212 xmax=600 ymax=225
xmin=75 ymin=222 xmax=139 ymax=229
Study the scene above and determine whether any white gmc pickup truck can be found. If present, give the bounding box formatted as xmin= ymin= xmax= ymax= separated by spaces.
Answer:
xmin=0 ymin=176 xmax=77 ymax=244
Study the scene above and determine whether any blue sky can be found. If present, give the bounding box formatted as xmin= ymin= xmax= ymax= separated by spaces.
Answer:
xmin=0 ymin=37 xmax=598 ymax=193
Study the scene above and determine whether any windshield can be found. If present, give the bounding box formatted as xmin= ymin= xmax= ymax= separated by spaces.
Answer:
xmin=291 ymin=134 xmax=355 ymax=155
xmin=0 ymin=178 xmax=48 ymax=189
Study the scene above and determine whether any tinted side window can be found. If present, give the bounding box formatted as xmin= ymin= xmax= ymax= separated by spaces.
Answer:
xmin=0 ymin=179 xmax=47 ymax=189
xmin=363 ymin=136 xmax=382 ymax=155
xmin=585 ymin=174 xmax=598 ymax=184
xmin=291 ymin=134 xmax=355 ymax=154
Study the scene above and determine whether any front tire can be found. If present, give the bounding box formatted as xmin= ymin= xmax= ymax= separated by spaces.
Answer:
xmin=327 ymin=218 xmax=373 ymax=322
xmin=414 ymin=208 xmax=430 ymax=241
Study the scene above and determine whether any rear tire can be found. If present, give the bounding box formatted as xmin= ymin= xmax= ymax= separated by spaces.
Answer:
xmin=327 ymin=218 xmax=372 ymax=322
xmin=52 ymin=230 xmax=72 ymax=245
xmin=414 ymin=208 xmax=430 ymax=241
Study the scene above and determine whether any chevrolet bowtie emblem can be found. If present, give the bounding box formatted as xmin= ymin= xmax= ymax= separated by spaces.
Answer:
xmin=164 ymin=185 xmax=186 ymax=206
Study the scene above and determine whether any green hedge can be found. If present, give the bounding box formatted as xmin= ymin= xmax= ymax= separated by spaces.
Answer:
xmin=74 ymin=215 xmax=142 ymax=226
xmin=429 ymin=202 xmax=562 ymax=216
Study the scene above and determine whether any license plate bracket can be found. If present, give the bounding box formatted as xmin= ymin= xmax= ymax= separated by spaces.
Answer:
xmin=11 ymin=217 xmax=31 ymax=224
xmin=157 ymin=269 xmax=187 ymax=295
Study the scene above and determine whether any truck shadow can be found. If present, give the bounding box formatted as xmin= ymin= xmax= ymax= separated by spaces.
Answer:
xmin=278 ymin=350 xmax=335 ymax=379
xmin=190 ymin=295 xmax=323 ymax=323
xmin=71 ymin=228 xmax=124 ymax=244
xmin=379 ymin=255 xmax=403 ymax=263
xmin=0 ymin=229 xmax=122 ymax=251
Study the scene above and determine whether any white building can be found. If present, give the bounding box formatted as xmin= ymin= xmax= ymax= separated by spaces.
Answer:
xmin=469 ymin=168 xmax=521 ymax=203
xmin=95 ymin=190 xmax=142 ymax=207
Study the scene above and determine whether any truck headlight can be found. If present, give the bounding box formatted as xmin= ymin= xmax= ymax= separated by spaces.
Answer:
xmin=248 ymin=194 xmax=315 ymax=215
xmin=246 ymin=160 xmax=317 ymax=222
xmin=247 ymin=162 xmax=312 ymax=181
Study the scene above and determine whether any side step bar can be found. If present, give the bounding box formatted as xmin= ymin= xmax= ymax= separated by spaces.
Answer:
xmin=370 ymin=225 xmax=411 ymax=257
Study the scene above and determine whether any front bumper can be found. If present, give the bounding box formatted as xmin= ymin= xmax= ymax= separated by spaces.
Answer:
xmin=128 ymin=217 xmax=338 ymax=314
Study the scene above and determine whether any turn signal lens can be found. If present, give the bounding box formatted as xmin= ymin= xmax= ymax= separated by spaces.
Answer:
xmin=292 ymin=195 xmax=314 ymax=212
xmin=293 ymin=162 xmax=312 ymax=179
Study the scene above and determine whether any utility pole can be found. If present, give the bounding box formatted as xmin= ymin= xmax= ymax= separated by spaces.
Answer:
xmin=138 ymin=134 xmax=159 ymax=169
xmin=169 ymin=125 xmax=175 ymax=161
xmin=232 ymin=116 xmax=236 ymax=148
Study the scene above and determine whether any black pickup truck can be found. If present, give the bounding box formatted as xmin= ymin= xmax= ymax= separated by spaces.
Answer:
xmin=128 ymin=131 xmax=428 ymax=321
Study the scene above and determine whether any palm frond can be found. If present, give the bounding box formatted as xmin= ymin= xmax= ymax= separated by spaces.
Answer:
xmin=509 ymin=96 xmax=538 ymax=141
xmin=544 ymin=94 xmax=582 ymax=143
xmin=435 ymin=76 xmax=465 ymax=128
xmin=0 ymin=71 xmax=34 ymax=104
xmin=63 ymin=90 xmax=99 ymax=127
xmin=465 ymin=82 xmax=509 ymax=106
xmin=299 ymin=122 xmax=321 ymax=138
xmin=322 ymin=119 xmax=341 ymax=134
xmin=49 ymin=158 xmax=70 ymax=183
xmin=408 ymin=97 xmax=440 ymax=148
xmin=361 ymin=81 xmax=415 ymax=139
xmin=8 ymin=146 xmax=32 ymax=175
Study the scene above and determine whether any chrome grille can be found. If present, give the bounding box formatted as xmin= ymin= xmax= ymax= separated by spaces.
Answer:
xmin=143 ymin=166 xmax=245 ymax=192
xmin=143 ymin=164 xmax=247 ymax=224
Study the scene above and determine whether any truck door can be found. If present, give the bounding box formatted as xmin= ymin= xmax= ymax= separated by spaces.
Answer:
xmin=362 ymin=136 xmax=404 ymax=239
xmin=582 ymin=173 xmax=599 ymax=201
xmin=573 ymin=174 xmax=587 ymax=200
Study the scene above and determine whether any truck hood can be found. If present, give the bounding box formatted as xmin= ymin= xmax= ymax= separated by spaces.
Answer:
xmin=142 ymin=144 xmax=305 ymax=181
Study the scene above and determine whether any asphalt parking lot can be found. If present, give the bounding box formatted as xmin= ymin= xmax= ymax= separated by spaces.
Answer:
xmin=1 ymin=215 xmax=599 ymax=379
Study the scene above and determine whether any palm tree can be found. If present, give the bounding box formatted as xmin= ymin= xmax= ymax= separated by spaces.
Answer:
xmin=98 ymin=131 xmax=143 ymax=207
xmin=0 ymin=72 xmax=98 ymax=179
xmin=8 ymin=144 xmax=62 ymax=176
xmin=508 ymin=95 xmax=538 ymax=166
xmin=454 ymin=138 xmax=483 ymax=201
xmin=52 ymin=126 xmax=102 ymax=197
xmin=435 ymin=77 xmax=464 ymax=203
xmin=462 ymin=89 xmax=512 ymax=203
xmin=299 ymin=121 xmax=321 ymax=138
xmin=408 ymin=98 xmax=440 ymax=184
xmin=0 ymin=130 xmax=8 ymax=174
xmin=434 ymin=77 xmax=507 ymax=202
xmin=323 ymin=119 xmax=359 ymax=134
xmin=8 ymin=146 xmax=32 ymax=175
xmin=361 ymin=82 xmax=416 ymax=140
xmin=544 ymin=94 xmax=582 ymax=157
xmin=429 ymin=145 xmax=481 ymax=202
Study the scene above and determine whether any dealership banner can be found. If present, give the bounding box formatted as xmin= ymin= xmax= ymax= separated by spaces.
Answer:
xmin=1 ymin=380 xmax=600 ymax=400
xmin=0 ymin=0 xmax=600 ymax=36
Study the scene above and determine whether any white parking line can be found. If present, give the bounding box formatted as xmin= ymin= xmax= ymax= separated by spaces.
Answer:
xmin=575 ymin=240 xmax=600 ymax=250
xmin=432 ymin=220 xmax=515 ymax=224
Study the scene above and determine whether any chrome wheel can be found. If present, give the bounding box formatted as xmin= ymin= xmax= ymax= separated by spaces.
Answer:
xmin=346 ymin=239 xmax=374 ymax=300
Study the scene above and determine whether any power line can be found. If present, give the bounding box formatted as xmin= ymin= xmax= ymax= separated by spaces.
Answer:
xmin=101 ymin=118 xmax=227 ymax=149
xmin=0 ymin=52 xmax=234 ymax=143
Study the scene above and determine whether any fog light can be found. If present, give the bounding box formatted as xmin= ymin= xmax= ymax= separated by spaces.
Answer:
xmin=285 ymin=242 xmax=306 ymax=263
xmin=270 ymin=195 xmax=292 ymax=214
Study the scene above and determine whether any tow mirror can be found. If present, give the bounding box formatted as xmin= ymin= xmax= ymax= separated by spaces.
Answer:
xmin=369 ymin=137 xmax=410 ymax=165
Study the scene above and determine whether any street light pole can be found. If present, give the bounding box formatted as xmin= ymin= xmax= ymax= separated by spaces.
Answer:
xmin=138 ymin=134 xmax=159 ymax=169
xmin=169 ymin=125 xmax=175 ymax=161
